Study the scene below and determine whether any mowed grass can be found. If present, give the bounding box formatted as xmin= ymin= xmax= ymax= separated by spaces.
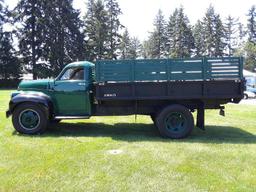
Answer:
xmin=0 ymin=90 xmax=256 ymax=192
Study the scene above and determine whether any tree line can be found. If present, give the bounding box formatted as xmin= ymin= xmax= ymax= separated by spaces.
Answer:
xmin=0 ymin=0 xmax=256 ymax=80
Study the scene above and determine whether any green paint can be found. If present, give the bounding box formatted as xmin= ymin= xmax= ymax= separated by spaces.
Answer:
xmin=18 ymin=79 xmax=52 ymax=90
xmin=51 ymin=80 xmax=91 ymax=115
xmin=96 ymin=57 xmax=243 ymax=82
xmin=16 ymin=61 xmax=95 ymax=116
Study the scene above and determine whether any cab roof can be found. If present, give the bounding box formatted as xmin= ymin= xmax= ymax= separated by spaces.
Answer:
xmin=65 ymin=61 xmax=95 ymax=69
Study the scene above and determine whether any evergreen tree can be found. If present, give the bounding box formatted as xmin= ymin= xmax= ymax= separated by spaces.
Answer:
xmin=119 ymin=28 xmax=131 ymax=59
xmin=42 ymin=0 xmax=85 ymax=76
xmin=105 ymin=0 xmax=123 ymax=59
xmin=231 ymin=21 xmax=248 ymax=58
xmin=202 ymin=5 xmax=225 ymax=57
xmin=203 ymin=5 xmax=215 ymax=56
xmin=166 ymin=7 xmax=194 ymax=58
xmin=244 ymin=6 xmax=256 ymax=71
xmin=84 ymin=0 xmax=109 ymax=61
xmin=193 ymin=20 xmax=205 ymax=57
xmin=247 ymin=5 xmax=256 ymax=43
xmin=238 ymin=22 xmax=246 ymax=45
xmin=0 ymin=32 xmax=21 ymax=79
xmin=128 ymin=37 xmax=142 ymax=59
xmin=15 ymin=0 xmax=45 ymax=79
xmin=119 ymin=29 xmax=141 ymax=59
xmin=214 ymin=14 xmax=226 ymax=56
xmin=0 ymin=0 xmax=20 ymax=80
xmin=244 ymin=41 xmax=256 ymax=71
xmin=166 ymin=8 xmax=178 ymax=57
xmin=148 ymin=9 xmax=167 ymax=58
xmin=224 ymin=16 xmax=238 ymax=56
xmin=233 ymin=22 xmax=247 ymax=57
xmin=141 ymin=40 xmax=154 ymax=59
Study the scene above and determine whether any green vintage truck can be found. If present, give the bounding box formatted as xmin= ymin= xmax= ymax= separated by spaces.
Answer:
xmin=6 ymin=57 xmax=245 ymax=139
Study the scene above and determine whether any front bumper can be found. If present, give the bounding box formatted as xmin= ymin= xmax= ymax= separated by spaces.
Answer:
xmin=6 ymin=110 xmax=11 ymax=118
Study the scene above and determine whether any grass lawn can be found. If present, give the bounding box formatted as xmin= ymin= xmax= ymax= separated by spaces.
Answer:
xmin=0 ymin=89 xmax=256 ymax=192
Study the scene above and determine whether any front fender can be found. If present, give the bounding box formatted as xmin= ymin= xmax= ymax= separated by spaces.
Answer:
xmin=6 ymin=92 xmax=54 ymax=118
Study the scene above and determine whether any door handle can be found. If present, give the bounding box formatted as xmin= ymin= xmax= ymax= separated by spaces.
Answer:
xmin=78 ymin=83 xmax=86 ymax=86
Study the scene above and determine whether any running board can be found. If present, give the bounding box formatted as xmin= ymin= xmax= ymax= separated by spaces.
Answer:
xmin=54 ymin=116 xmax=90 ymax=120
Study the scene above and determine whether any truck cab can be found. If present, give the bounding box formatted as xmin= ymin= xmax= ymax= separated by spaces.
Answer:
xmin=6 ymin=61 xmax=95 ymax=134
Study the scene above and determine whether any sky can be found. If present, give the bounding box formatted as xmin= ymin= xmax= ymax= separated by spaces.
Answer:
xmin=5 ymin=0 xmax=256 ymax=41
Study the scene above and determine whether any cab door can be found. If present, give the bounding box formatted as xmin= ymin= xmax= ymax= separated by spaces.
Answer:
xmin=52 ymin=67 xmax=91 ymax=116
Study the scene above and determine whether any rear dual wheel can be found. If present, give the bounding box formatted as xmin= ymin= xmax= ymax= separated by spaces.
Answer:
xmin=155 ymin=105 xmax=194 ymax=139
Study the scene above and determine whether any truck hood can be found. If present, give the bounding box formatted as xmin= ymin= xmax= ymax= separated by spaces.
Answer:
xmin=18 ymin=79 xmax=54 ymax=91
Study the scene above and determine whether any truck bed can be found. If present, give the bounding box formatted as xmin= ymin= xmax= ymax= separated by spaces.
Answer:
xmin=95 ymin=57 xmax=244 ymax=103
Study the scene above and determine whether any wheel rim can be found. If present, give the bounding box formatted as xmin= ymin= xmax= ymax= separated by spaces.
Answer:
xmin=165 ymin=112 xmax=186 ymax=133
xmin=19 ymin=109 xmax=40 ymax=130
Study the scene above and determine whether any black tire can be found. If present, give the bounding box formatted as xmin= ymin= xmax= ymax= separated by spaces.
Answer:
xmin=155 ymin=104 xmax=194 ymax=139
xmin=12 ymin=103 xmax=48 ymax=134
xmin=244 ymin=94 xmax=248 ymax=99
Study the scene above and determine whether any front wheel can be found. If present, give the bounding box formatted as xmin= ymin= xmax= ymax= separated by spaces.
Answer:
xmin=12 ymin=103 xmax=48 ymax=134
xmin=155 ymin=105 xmax=194 ymax=139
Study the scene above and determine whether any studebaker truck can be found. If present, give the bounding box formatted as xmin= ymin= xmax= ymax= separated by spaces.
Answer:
xmin=6 ymin=57 xmax=245 ymax=139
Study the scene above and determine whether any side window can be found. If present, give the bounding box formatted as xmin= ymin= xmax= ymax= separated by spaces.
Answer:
xmin=60 ymin=68 xmax=84 ymax=80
